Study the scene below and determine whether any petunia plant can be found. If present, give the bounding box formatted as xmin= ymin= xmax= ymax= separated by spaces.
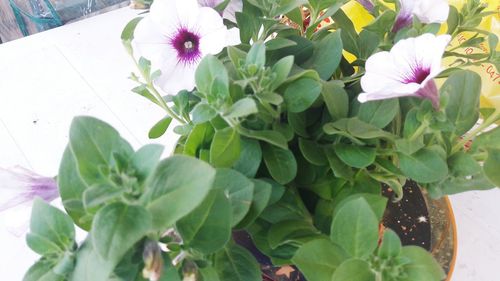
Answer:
xmin=22 ymin=0 xmax=499 ymax=280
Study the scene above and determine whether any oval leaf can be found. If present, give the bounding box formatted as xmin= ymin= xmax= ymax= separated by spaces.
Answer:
xmin=262 ymin=143 xmax=298 ymax=184
xmin=92 ymin=203 xmax=151 ymax=263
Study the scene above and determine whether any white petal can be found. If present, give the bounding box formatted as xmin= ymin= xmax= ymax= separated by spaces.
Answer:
xmin=149 ymin=0 xmax=180 ymax=32
xmin=196 ymin=7 xmax=225 ymax=37
xmin=362 ymin=51 xmax=406 ymax=92
xmin=155 ymin=63 xmax=198 ymax=94
xmin=413 ymin=0 xmax=449 ymax=23
xmin=223 ymin=0 xmax=243 ymax=23
xmin=226 ymin=28 xmax=241 ymax=46
xmin=200 ymin=28 xmax=228 ymax=55
xmin=358 ymin=82 xmax=421 ymax=103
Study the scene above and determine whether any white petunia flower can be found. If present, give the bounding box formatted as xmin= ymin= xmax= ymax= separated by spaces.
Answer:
xmin=198 ymin=0 xmax=243 ymax=23
xmin=0 ymin=166 xmax=59 ymax=236
xmin=392 ymin=0 xmax=450 ymax=33
xmin=358 ymin=33 xmax=451 ymax=108
xmin=132 ymin=0 xmax=240 ymax=94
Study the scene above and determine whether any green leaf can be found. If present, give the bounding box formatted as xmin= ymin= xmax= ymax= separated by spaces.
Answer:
xmin=268 ymin=220 xmax=321 ymax=250
xmin=210 ymin=127 xmax=241 ymax=168
xmin=199 ymin=266 xmax=221 ymax=281
xmin=262 ymin=143 xmax=298 ymax=184
xmin=23 ymin=260 xmax=63 ymax=281
xmin=442 ymin=70 xmax=481 ymax=135
xmin=238 ymin=128 xmax=288 ymax=149
xmin=176 ymin=190 xmax=232 ymax=254
xmin=322 ymin=81 xmax=349 ymax=120
xmin=259 ymin=188 xmax=311 ymax=224
xmin=121 ymin=17 xmax=142 ymax=54
xmin=82 ymin=184 xmax=123 ymax=211
xmin=332 ymin=10 xmax=359 ymax=57
xmin=284 ymin=78 xmax=322 ymax=113
xmin=472 ymin=126 xmax=500 ymax=151
xmin=484 ymin=148 xmax=500 ymax=186
xmin=71 ymin=240 xmax=116 ymax=281
xmin=292 ymin=239 xmax=348 ymax=281
xmin=265 ymin=38 xmax=297 ymax=51
xmin=148 ymin=117 xmax=172 ymax=139
xmin=215 ymin=243 xmax=261 ymax=281
xmin=58 ymin=146 xmax=91 ymax=230
xmin=192 ymin=103 xmax=218 ymax=124
xmin=145 ymin=155 xmax=216 ymax=230
xmin=224 ymin=98 xmax=258 ymax=119
xmin=131 ymin=144 xmax=164 ymax=183
xmin=334 ymin=144 xmax=376 ymax=168
xmin=246 ymin=42 xmax=266 ymax=68
xmin=400 ymin=246 xmax=446 ymax=281
xmin=299 ymin=138 xmax=328 ymax=166
xmin=92 ymin=203 xmax=151 ymax=263
xmin=184 ymin=123 xmax=214 ymax=157
xmin=196 ymin=55 xmax=229 ymax=95
xmin=235 ymin=179 xmax=273 ymax=229
xmin=326 ymin=118 xmax=396 ymax=140
xmin=69 ymin=116 xmax=133 ymax=186
xmin=324 ymin=146 xmax=354 ymax=180
xmin=232 ymin=138 xmax=262 ymax=178
xmin=270 ymin=56 xmax=294 ymax=90
xmin=213 ymin=168 xmax=254 ymax=226
xmin=358 ymin=30 xmax=380 ymax=59
xmin=378 ymin=229 xmax=402 ymax=259
xmin=447 ymin=6 xmax=459 ymax=34
xmin=331 ymin=259 xmax=376 ymax=281
xmin=398 ymin=148 xmax=448 ymax=183
xmin=27 ymin=199 xmax=75 ymax=256
xmin=333 ymin=193 xmax=388 ymax=222
xmin=305 ymin=30 xmax=343 ymax=80
xmin=330 ymin=198 xmax=379 ymax=258
xmin=358 ymin=99 xmax=399 ymax=129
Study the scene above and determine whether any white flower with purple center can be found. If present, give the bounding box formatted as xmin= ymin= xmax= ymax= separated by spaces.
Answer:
xmin=0 ymin=167 xmax=58 ymax=236
xmin=132 ymin=0 xmax=240 ymax=94
xmin=392 ymin=0 xmax=450 ymax=33
xmin=198 ymin=0 xmax=243 ymax=23
xmin=358 ymin=33 xmax=451 ymax=108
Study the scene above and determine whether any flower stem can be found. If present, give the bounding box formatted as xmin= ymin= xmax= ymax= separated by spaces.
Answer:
xmin=451 ymin=109 xmax=500 ymax=154
xmin=129 ymin=53 xmax=186 ymax=124
xmin=148 ymin=85 xmax=187 ymax=124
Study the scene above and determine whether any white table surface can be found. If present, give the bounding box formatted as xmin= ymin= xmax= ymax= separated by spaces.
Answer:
xmin=0 ymin=7 xmax=499 ymax=281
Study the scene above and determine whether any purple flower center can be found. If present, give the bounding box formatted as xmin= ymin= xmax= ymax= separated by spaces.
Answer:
xmin=170 ymin=28 xmax=201 ymax=65
xmin=403 ymin=65 xmax=431 ymax=84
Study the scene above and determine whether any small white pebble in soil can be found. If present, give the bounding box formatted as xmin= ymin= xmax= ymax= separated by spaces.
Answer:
xmin=417 ymin=216 xmax=428 ymax=223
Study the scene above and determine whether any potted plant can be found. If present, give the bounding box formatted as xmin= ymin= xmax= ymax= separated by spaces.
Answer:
xmin=20 ymin=0 xmax=499 ymax=280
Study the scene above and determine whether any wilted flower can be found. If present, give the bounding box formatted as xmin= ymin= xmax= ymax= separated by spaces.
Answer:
xmin=0 ymin=166 xmax=58 ymax=212
xmin=392 ymin=0 xmax=450 ymax=33
xmin=358 ymin=33 xmax=451 ymax=108
xmin=143 ymin=240 xmax=164 ymax=281
xmin=198 ymin=0 xmax=243 ymax=23
xmin=132 ymin=0 xmax=240 ymax=94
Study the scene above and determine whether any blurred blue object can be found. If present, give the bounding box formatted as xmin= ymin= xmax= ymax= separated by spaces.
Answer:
xmin=9 ymin=0 xmax=128 ymax=37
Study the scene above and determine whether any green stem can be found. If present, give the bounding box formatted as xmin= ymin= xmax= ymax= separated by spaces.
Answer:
xmin=451 ymin=109 xmax=500 ymax=154
xmin=129 ymin=54 xmax=186 ymax=124
xmin=409 ymin=121 xmax=429 ymax=142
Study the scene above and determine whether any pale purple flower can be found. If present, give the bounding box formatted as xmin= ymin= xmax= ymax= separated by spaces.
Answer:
xmin=132 ymin=0 xmax=240 ymax=94
xmin=392 ymin=0 xmax=450 ymax=33
xmin=0 ymin=166 xmax=58 ymax=212
xmin=358 ymin=33 xmax=451 ymax=108
xmin=198 ymin=0 xmax=243 ymax=23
